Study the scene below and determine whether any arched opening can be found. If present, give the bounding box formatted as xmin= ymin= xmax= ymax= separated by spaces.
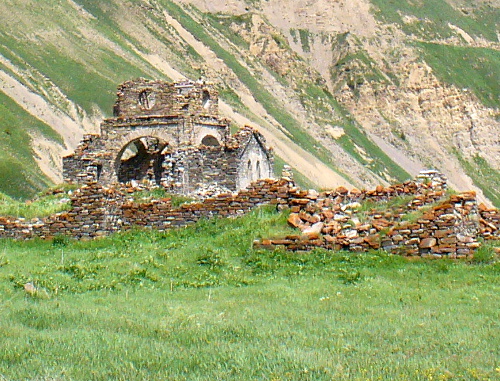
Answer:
xmin=201 ymin=135 xmax=220 ymax=147
xmin=202 ymin=90 xmax=211 ymax=109
xmin=256 ymin=161 xmax=261 ymax=180
xmin=138 ymin=89 xmax=155 ymax=110
xmin=96 ymin=164 xmax=102 ymax=180
xmin=115 ymin=136 xmax=167 ymax=185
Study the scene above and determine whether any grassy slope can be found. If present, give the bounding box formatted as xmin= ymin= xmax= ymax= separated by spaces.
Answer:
xmin=0 ymin=207 xmax=499 ymax=380
xmin=0 ymin=91 xmax=61 ymax=199
xmin=0 ymin=2 xmax=169 ymax=115
xmin=370 ymin=0 xmax=499 ymax=41
xmin=416 ymin=43 xmax=500 ymax=110
xmin=455 ymin=151 xmax=500 ymax=208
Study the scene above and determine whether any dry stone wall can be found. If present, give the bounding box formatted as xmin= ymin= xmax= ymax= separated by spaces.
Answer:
xmin=0 ymin=179 xmax=291 ymax=240
xmin=0 ymin=177 xmax=497 ymax=258
xmin=254 ymin=180 xmax=498 ymax=258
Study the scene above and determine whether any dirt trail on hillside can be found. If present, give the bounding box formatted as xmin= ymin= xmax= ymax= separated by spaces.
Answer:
xmin=161 ymin=10 xmax=352 ymax=188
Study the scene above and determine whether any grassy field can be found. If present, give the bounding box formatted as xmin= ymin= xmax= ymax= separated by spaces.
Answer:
xmin=0 ymin=205 xmax=499 ymax=380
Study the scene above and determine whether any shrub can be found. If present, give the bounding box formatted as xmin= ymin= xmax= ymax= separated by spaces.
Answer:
xmin=196 ymin=249 xmax=226 ymax=269
xmin=470 ymin=244 xmax=497 ymax=264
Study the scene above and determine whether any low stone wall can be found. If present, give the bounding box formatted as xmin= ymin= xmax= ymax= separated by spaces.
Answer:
xmin=0 ymin=179 xmax=292 ymax=240
xmin=254 ymin=183 xmax=497 ymax=258
xmin=479 ymin=203 xmax=500 ymax=240
xmin=0 ymin=177 xmax=497 ymax=258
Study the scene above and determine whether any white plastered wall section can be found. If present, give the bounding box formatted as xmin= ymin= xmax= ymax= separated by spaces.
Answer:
xmin=237 ymin=135 xmax=273 ymax=190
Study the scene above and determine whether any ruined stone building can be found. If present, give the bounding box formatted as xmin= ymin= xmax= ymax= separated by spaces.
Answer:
xmin=63 ymin=79 xmax=273 ymax=195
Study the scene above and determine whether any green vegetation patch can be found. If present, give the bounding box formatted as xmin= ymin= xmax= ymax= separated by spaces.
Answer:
xmin=0 ymin=91 xmax=58 ymax=199
xmin=204 ymin=13 xmax=252 ymax=50
xmin=0 ymin=185 xmax=75 ymax=219
xmin=370 ymin=0 xmax=499 ymax=41
xmin=132 ymin=188 xmax=195 ymax=207
xmin=0 ymin=206 xmax=499 ymax=379
xmin=298 ymin=29 xmax=311 ymax=53
xmin=417 ymin=42 xmax=500 ymax=109
xmin=455 ymin=152 xmax=500 ymax=208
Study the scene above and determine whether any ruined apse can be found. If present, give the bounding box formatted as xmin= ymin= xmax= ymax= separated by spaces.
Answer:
xmin=63 ymin=79 xmax=274 ymax=195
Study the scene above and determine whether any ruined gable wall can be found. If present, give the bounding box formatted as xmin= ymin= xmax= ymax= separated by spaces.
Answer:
xmin=113 ymin=79 xmax=219 ymax=119
xmin=237 ymin=134 xmax=273 ymax=190
xmin=113 ymin=79 xmax=174 ymax=118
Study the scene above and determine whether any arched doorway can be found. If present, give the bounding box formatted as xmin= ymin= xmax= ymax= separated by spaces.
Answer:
xmin=115 ymin=136 xmax=168 ymax=185
xmin=201 ymin=135 xmax=220 ymax=147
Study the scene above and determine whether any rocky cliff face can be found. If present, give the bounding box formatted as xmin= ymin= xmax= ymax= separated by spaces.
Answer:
xmin=0 ymin=0 xmax=498 ymax=205
xmin=181 ymin=0 xmax=499 ymax=205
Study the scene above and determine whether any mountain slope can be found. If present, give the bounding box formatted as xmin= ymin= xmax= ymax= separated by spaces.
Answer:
xmin=0 ymin=0 xmax=498 ymax=205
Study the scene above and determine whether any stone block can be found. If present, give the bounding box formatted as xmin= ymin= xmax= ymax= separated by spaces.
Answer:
xmin=419 ymin=237 xmax=437 ymax=248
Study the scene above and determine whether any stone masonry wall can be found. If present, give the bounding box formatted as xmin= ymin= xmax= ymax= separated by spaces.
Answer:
xmin=0 ymin=179 xmax=290 ymax=240
xmin=0 ymin=178 xmax=497 ymax=258
xmin=254 ymin=181 xmax=498 ymax=257
xmin=112 ymin=79 xmax=219 ymax=118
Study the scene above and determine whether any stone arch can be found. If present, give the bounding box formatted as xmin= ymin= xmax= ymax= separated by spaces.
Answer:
xmin=114 ymin=135 xmax=169 ymax=185
xmin=110 ymin=127 xmax=178 ymax=153
xmin=201 ymin=135 xmax=220 ymax=147
xmin=194 ymin=127 xmax=222 ymax=146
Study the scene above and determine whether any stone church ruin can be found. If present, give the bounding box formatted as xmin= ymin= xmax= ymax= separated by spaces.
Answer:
xmin=1 ymin=80 xmax=498 ymax=259
xmin=63 ymin=79 xmax=274 ymax=196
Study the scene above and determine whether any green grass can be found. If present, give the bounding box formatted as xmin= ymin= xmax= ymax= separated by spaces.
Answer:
xmin=417 ymin=43 xmax=500 ymax=109
xmin=298 ymin=29 xmax=311 ymax=53
xmin=204 ymin=13 xmax=251 ymax=50
xmin=0 ymin=0 xmax=165 ymax=116
xmin=356 ymin=194 xmax=415 ymax=222
xmin=0 ymin=206 xmax=499 ymax=380
xmin=0 ymin=185 xmax=75 ymax=219
xmin=455 ymin=152 xmax=500 ymax=208
xmin=132 ymin=188 xmax=195 ymax=207
xmin=370 ymin=0 xmax=499 ymax=42
xmin=0 ymin=91 xmax=59 ymax=199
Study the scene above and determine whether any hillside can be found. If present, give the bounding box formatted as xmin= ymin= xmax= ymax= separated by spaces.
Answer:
xmin=0 ymin=0 xmax=498 ymax=205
